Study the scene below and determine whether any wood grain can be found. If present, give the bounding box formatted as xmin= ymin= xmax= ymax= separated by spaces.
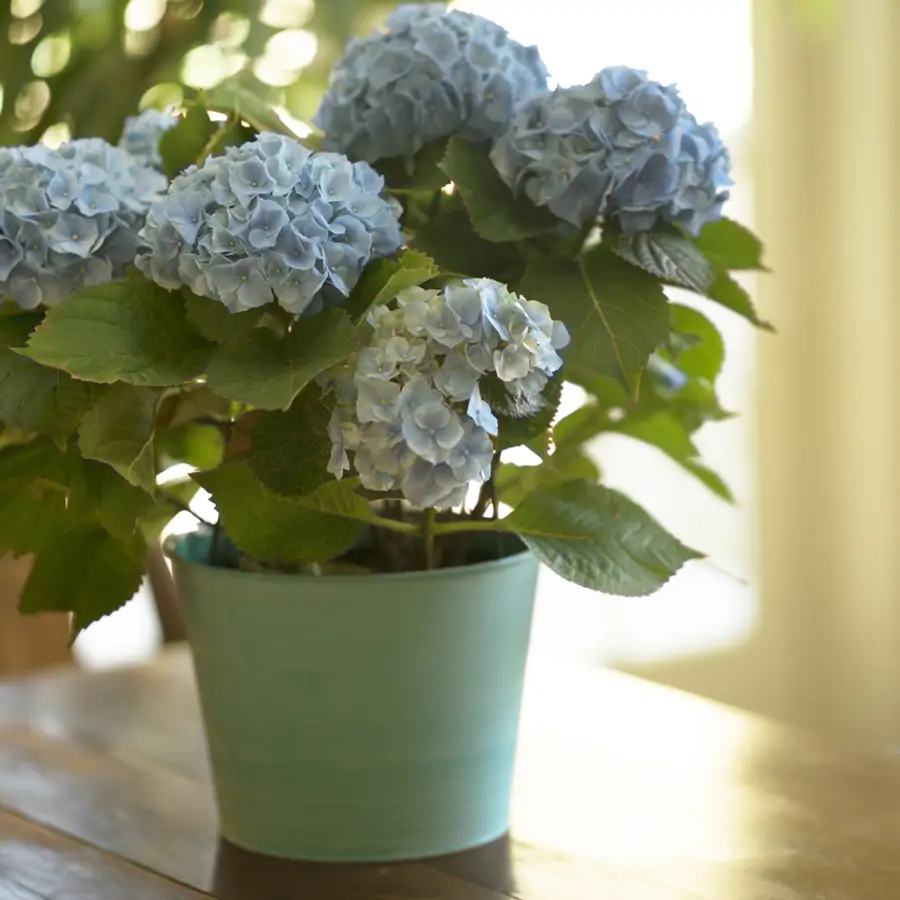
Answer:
xmin=0 ymin=808 xmax=205 ymax=899
xmin=1 ymin=649 xmax=900 ymax=898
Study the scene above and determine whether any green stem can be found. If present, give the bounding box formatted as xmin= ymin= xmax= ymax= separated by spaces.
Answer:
xmin=489 ymin=450 xmax=501 ymax=520
xmin=369 ymin=514 xmax=419 ymax=536
xmin=471 ymin=480 xmax=491 ymax=519
xmin=632 ymin=366 xmax=644 ymax=403
xmin=423 ymin=507 xmax=437 ymax=570
xmin=210 ymin=519 xmax=224 ymax=566
xmin=268 ymin=303 xmax=296 ymax=333
xmin=160 ymin=491 xmax=215 ymax=528
xmin=432 ymin=519 xmax=505 ymax=536
xmin=428 ymin=188 xmax=442 ymax=219
xmin=197 ymin=116 xmax=234 ymax=163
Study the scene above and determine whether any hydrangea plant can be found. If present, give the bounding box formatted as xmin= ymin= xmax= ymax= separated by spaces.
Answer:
xmin=0 ymin=5 xmax=769 ymax=637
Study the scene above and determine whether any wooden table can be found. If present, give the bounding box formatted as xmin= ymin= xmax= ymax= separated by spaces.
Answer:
xmin=1 ymin=649 xmax=899 ymax=899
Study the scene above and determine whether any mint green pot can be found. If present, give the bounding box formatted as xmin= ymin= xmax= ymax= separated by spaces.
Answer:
xmin=167 ymin=533 xmax=540 ymax=862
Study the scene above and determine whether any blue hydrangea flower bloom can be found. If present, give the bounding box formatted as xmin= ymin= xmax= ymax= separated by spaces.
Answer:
xmin=323 ymin=277 xmax=568 ymax=508
xmin=314 ymin=3 xmax=550 ymax=162
xmin=491 ymin=65 xmax=732 ymax=234
xmin=614 ymin=114 xmax=732 ymax=236
xmin=0 ymin=139 xmax=166 ymax=309
xmin=136 ymin=133 xmax=403 ymax=315
xmin=118 ymin=109 xmax=178 ymax=170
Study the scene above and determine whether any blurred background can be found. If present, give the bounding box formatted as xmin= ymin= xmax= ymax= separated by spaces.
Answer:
xmin=3 ymin=0 xmax=899 ymax=748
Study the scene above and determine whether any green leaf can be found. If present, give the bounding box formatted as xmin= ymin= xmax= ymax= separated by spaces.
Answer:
xmin=504 ymin=480 xmax=701 ymax=595
xmin=88 ymin=464 xmax=157 ymax=541
xmin=0 ymin=441 xmax=154 ymax=552
xmin=78 ymin=384 xmax=160 ymax=493
xmin=552 ymin=402 xmax=608 ymax=450
xmin=0 ymin=314 xmax=97 ymax=447
xmin=0 ymin=437 xmax=79 ymax=556
xmin=566 ymin=374 xmax=631 ymax=409
xmin=246 ymin=390 xmax=333 ymax=496
xmin=206 ymin=307 xmax=358 ymax=410
xmin=612 ymin=411 xmax=733 ymax=501
xmin=440 ymin=137 xmax=558 ymax=243
xmin=206 ymin=119 xmax=257 ymax=155
xmin=667 ymin=303 xmax=725 ymax=380
xmin=21 ymin=280 xmax=214 ymax=386
xmin=0 ymin=478 xmax=67 ymax=556
xmin=157 ymin=386 xmax=232 ymax=429
xmin=194 ymin=464 xmax=366 ymax=564
xmin=556 ymin=370 xmax=731 ymax=456
xmin=183 ymin=291 xmax=267 ymax=343
xmin=289 ymin=477 xmax=383 ymax=525
xmin=205 ymin=81 xmax=300 ymax=137
xmin=410 ymin=211 xmax=524 ymax=282
xmin=158 ymin=103 xmax=217 ymax=177
xmin=611 ymin=229 xmax=715 ymax=294
xmin=19 ymin=528 xmax=146 ymax=637
xmin=156 ymin=422 xmax=224 ymax=471
xmin=479 ymin=374 xmax=562 ymax=452
xmin=497 ymin=449 xmax=600 ymax=508
xmin=693 ymin=217 xmax=766 ymax=270
xmin=705 ymin=270 xmax=773 ymax=331
xmin=160 ymin=476 xmax=201 ymax=510
xmin=679 ymin=459 xmax=733 ymax=500
xmin=652 ymin=378 xmax=732 ymax=434
xmin=381 ymin=138 xmax=450 ymax=191
xmin=0 ymin=436 xmax=70 ymax=491
xmin=141 ymin=478 xmax=198 ymax=542
xmin=519 ymin=248 xmax=669 ymax=391
xmin=345 ymin=251 xmax=438 ymax=324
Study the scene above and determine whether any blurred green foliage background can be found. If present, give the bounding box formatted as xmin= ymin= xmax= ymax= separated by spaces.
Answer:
xmin=0 ymin=0 xmax=394 ymax=147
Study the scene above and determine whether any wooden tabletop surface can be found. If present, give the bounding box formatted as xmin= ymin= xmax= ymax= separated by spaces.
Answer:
xmin=0 ymin=648 xmax=899 ymax=899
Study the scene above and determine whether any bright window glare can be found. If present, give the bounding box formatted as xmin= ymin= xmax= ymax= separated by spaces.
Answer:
xmin=452 ymin=0 xmax=752 ymax=138
xmin=124 ymin=0 xmax=166 ymax=32
xmin=260 ymin=0 xmax=315 ymax=29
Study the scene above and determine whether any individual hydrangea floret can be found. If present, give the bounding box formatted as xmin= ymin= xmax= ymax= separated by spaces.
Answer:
xmin=118 ymin=109 xmax=178 ymax=170
xmin=314 ymin=2 xmax=550 ymax=162
xmin=490 ymin=65 xmax=732 ymax=234
xmin=323 ymin=278 xmax=569 ymax=509
xmin=0 ymin=139 xmax=167 ymax=309
xmin=135 ymin=133 xmax=403 ymax=316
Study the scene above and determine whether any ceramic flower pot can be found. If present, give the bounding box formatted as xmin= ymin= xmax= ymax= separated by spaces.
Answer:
xmin=167 ymin=531 xmax=540 ymax=862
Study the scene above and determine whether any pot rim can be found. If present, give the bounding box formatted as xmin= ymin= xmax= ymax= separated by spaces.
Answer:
xmin=163 ymin=531 xmax=534 ymax=585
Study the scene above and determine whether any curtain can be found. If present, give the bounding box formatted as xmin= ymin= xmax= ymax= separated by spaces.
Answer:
xmin=755 ymin=0 xmax=900 ymax=743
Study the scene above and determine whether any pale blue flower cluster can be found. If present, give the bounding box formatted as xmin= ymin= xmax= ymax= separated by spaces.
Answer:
xmin=490 ymin=66 xmax=732 ymax=235
xmin=314 ymin=3 xmax=549 ymax=162
xmin=324 ymin=278 xmax=569 ymax=508
xmin=135 ymin=133 xmax=403 ymax=315
xmin=118 ymin=109 xmax=178 ymax=170
xmin=0 ymin=139 xmax=167 ymax=309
